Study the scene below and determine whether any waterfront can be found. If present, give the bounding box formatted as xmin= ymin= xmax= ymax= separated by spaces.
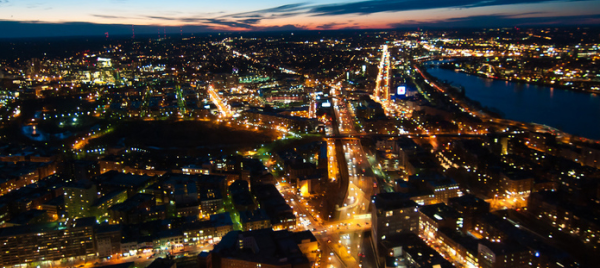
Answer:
xmin=427 ymin=66 xmax=600 ymax=140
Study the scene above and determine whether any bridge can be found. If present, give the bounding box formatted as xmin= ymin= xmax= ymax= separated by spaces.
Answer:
xmin=325 ymin=132 xmax=509 ymax=140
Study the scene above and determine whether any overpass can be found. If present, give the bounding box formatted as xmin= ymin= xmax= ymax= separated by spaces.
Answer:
xmin=325 ymin=132 xmax=510 ymax=139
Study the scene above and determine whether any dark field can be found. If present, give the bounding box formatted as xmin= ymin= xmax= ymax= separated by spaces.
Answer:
xmin=89 ymin=120 xmax=278 ymax=154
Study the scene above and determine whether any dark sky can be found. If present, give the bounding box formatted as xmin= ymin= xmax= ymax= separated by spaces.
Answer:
xmin=1 ymin=0 xmax=599 ymax=38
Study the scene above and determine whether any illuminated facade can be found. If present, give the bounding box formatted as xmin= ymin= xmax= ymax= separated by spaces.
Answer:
xmin=371 ymin=193 xmax=419 ymax=248
xmin=0 ymin=218 xmax=95 ymax=266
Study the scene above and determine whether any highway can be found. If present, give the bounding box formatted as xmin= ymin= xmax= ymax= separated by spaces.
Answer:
xmin=327 ymin=79 xmax=376 ymax=267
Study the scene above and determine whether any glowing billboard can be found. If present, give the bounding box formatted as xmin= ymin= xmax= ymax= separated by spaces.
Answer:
xmin=397 ymin=86 xmax=406 ymax=95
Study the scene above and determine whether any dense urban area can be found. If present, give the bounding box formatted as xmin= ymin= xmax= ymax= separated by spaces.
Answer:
xmin=0 ymin=27 xmax=599 ymax=268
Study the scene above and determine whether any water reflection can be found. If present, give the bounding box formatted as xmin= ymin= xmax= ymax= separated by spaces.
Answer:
xmin=427 ymin=66 xmax=600 ymax=140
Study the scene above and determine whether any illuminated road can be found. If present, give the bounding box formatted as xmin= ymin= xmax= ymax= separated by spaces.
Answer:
xmin=327 ymin=81 xmax=375 ymax=267
xmin=278 ymin=183 xmax=372 ymax=268
xmin=207 ymin=85 xmax=233 ymax=118
xmin=374 ymin=45 xmax=391 ymax=102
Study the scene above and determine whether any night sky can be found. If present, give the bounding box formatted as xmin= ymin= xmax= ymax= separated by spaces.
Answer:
xmin=1 ymin=0 xmax=600 ymax=38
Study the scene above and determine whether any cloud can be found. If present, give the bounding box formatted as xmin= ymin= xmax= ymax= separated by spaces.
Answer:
xmin=389 ymin=13 xmax=600 ymax=28
xmin=92 ymin=14 xmax=133 ymax=20
xmin=204 ymin=18 xmax=255 ymax=28
xmin=137 ymin=15 xmax=257 ymax=28
xmin=253 ymin=24 xmax=307 ymax=31
xmin=316 ymin=23 xmax=344 ymax=30
xmin=127 ymin=4 xmax=311 ymax=29
xmin=309 ymin=0 xmax=588 ymax=16
xmin=229 ymin=3 xmax=309 ymax=19
xmin=0 ymin=21 xmax=217 ymax=38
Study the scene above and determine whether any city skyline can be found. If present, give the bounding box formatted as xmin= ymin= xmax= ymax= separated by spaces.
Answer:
xmin=0 ymin=23 xmax=600 ymax=268
xmin=1 ymin=0 xmax=600 ymax=38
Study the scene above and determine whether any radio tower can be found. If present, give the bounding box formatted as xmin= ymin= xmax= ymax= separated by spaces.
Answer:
xmin=105 ymin=32 xmax=109 ymax=38
xmin=132 ymin=25 xmax=135 ymax=39
xmin=163 ymin=27 xmax=166 ymax=39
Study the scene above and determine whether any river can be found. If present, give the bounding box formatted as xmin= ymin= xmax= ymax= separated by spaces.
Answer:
xmin=426 ymin=66 xmax=600 ymax=140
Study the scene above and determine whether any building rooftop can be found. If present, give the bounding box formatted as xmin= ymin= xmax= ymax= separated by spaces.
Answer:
xmin=438 ymin=228 xmax=480 ymax=253
xmin=373 ymin=192 xmax=419 ymax=211
xmin=6 ymin=209 xmax=47 ymax=226
xmin=212 ymin=229 xmax=310 ymax=266
xmin=209 ymin=212 xmax=233 ymax=227
xmin=74 ymin=217 xmax=97 ymax=227
xmin=95 ymin=224 xmax=121 ymax=234
xmin=109 ymin=193 xmax=154 ymax=212
xmin=449 ymin=194 xmax=489 ymax=209
xmin=239 ymin=208 xmax=270 ymax=224
xmin=96 ymin=171 xmax=153 ymax=188
xmin=381 ymin=232 xmax=453 ymax=268
xmin=420 ymin=203 xmax=461 ymax=222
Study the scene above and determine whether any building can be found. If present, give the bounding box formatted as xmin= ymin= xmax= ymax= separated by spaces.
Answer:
xmin=448 ymin=194 xmax=490 ymax=232
xmin=409 ymin=173 xmax=462 ymax=204
xmin=419 ymin=203 xmax=463 ymax=244
xmin=210 ymin=212 xmax=235 ymax=239
xmin=182 ymin=164 xmax=211 ymax=175
xmin=499 ymin=171 xmax=533 ymax=201
xmin=296 ymin=174 xmax=326 ymax=197
xmin=95 ymin=224 xmax=122 ymax=258
xmin=93 ymin=189 xmax=128 ymax=222
xmin=197 ymin=251 xmax=212 ymax=268
xmin=528 ymin=191 xmax=600 ymax=245
xmin=181 ymin=213 xmax=234 ymax=246
xmin=210 ymin=229 xmax=312 ymax=268
xmin=478 ymin=240 xmax=530 ymax=268
xmin=108 ymin=193 xmax=157 ymax=224
xmin=239 ymin=208 xmax=271 ymax=231
xmin=64 ymin=180 xmax=99 ymax=219
xmin=292 ymin=231 xmax=319 ymax=263
xmin=0 ymin=161 xmax=58 ymax=196
xmin=378 ymin=232 xmax=453 ymax=268
xmin=371 ymin=193 xmax=419 ymax=249
xmin=154 ymin=230 xmax=184 ymax=251
xmin=0 ymin=218 xmax=96 ymax=266
xmin=175 ymin=201 xmax=201 ymax=218
xmin=199 ymin=188 xmax=223 ymax=217
xmin=95 ymin=171 xmax=156 ymax=198
xmin=252 ymin=184 xmax=296 ymax=231
xmin=438 ymin=228 xmax=480 ymax=268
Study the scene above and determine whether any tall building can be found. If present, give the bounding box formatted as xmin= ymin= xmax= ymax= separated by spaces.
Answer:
xmin=371 ymin=193 xmax=419 ymax=249
xmin=64 ymin=180 xmax=98 ymax=219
